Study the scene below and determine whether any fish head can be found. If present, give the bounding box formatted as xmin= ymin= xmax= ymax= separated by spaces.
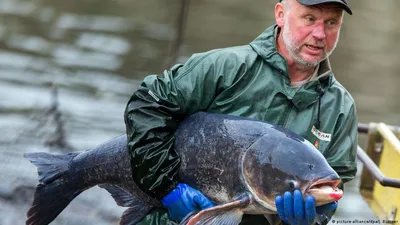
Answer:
xmin=241 ymin=125 xmax=343 ymax=212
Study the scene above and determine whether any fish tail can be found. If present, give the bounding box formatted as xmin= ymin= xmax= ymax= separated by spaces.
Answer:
xmin=24 ymin=152 xmax=81 ymax=225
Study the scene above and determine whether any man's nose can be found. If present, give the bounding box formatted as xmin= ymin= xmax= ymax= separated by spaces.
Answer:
xmin=312 ymin=22 xmax=326 ymax=40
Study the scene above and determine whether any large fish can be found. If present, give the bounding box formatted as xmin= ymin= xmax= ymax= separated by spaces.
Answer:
xmin=24 ymin=112 xmax=343 ymax=225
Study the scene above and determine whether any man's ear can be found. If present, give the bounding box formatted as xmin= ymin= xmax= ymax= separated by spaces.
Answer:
xmin=275 ymin=3 xmax=285 ymax=27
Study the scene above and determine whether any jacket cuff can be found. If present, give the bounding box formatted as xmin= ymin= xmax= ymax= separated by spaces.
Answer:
xmin=152 ymin=181 xmax=179 ymax=200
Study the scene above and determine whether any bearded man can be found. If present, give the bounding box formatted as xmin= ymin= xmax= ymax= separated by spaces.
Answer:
xmin=124 ymin=0 xmax=357 ymax=224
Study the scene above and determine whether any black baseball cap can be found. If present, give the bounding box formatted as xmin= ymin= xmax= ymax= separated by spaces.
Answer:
xmin=279 ymin=0 xmax=352 ymax=15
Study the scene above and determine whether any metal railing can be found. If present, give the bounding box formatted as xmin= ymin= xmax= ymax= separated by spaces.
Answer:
xmin=357 ymin=123 xmax=400 ymax=188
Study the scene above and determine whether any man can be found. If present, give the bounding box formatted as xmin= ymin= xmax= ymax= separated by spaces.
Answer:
xmin=124 ymin=0 xmax=358 ymax=224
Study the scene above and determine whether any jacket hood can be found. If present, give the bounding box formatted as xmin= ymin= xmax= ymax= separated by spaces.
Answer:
xmin=249 ymin=25 xmax=280 ymax=63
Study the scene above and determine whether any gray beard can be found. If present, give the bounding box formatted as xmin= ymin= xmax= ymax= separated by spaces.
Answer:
xmin=281 ymin=24 xmax=339 ymax=70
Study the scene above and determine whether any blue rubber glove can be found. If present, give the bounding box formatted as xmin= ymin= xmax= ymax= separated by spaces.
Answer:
xmin=275 ymin=190 xmax=338 ymax=225
xmin=161 ymin=183 xmax=215 ymax=221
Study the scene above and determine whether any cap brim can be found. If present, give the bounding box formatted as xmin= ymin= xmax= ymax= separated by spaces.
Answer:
xmin=297 ymin=0 xmax=353 ymax=15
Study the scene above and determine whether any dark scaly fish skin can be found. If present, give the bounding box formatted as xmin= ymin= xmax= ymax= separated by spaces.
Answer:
xmin=176 ymin=112 xmax=341 ymax=214
xmin=24 ymin=112 xmax=341 ymax=225
xmin=24 ymin=134 xmax=158 ymax=225
xmin=176 ymin=113 xmax=268 ymax=205
xmin=67 ymin=135 xmax=159 ymax=206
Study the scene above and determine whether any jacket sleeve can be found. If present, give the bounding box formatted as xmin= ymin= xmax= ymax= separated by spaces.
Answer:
xmin=325 ymin=104 xmax=358 ymax=183
xmin=124 ymin=50 xmax=237 ymax=199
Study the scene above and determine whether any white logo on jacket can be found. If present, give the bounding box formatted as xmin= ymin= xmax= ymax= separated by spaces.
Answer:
xmin=311 ymin=126 xmax=331 ymax=142
xmin=148 ymin=90 xmax=160 ymax=102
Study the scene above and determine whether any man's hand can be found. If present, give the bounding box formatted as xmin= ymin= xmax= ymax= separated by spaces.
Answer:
xmin=275 ymin=190 xmax=338 ymax=225
xmin=161 ymin=183 xmax=214 ymax=221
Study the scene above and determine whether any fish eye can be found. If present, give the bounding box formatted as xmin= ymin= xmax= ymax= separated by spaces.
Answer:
xmin=286 ymin=180 xmax=298 ymax=189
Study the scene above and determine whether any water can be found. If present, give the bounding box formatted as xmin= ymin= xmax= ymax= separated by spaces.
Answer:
xmin=0 ymin=0 xmax=398 ymax=224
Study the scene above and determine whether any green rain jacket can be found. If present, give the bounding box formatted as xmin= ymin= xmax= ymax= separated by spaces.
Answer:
xmin=124 ymin=24 xmax=358 ymax=225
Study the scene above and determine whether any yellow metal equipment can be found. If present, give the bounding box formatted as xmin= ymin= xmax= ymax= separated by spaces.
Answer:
xmin=359 ymin=122 xmax=400 ymax=223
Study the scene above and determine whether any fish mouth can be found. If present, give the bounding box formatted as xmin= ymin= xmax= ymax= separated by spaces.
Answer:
xmin=306 ymin=179 xmax=343 ymax=206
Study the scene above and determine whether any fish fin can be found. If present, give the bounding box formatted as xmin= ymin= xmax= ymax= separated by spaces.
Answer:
xmin=24 ymin=152 xmax=79 ymax=184
xmin=264 ymin=214 xmax=282 ymax=225
xmin=119 ymin=205 xmax=153 ymax=225
xmin=23 ymin=151 xmax=82 ymax=225
xmin=180 ymin=193 xmax=251 ymax=225
xmin=180 ymin=210 xmax=201 ymax=224
xmin=99 ymin=184 xmax=138 ymax=207
xmin=98 ymin=184 xmax=153 ymax=225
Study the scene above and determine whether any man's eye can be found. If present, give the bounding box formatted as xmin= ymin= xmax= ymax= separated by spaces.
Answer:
xmin=306 ymin=16 xmax=315 ymax=23
xmin=326 ymin=20 xmax=337 ymax=27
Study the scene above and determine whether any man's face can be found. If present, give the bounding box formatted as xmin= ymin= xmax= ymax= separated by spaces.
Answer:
xmin=279 ymin=1 xmax=344 ymax=67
